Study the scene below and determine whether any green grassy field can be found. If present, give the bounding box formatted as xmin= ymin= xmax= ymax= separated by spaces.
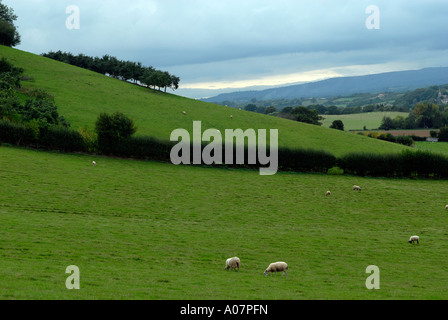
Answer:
xmin=0 ymin=45 xmax=410 ymax=157
xmin=322 ymin=112 xmax=409 ymax=131
xmin=415 ymin=141 xmax=448 ymax=155
xmin=1 ymin=146 xmax=448 ymax=300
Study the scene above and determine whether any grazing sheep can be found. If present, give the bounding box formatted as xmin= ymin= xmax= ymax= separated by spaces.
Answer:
xmin=225 ymin=257 xmax=240 ymax=271
xmin=264 ymin=262 xmax=288 ymax=276
xmin=182 ymin=111 xmax=186 ymax=115
xmin=230 ymin=115 xmax=233 ymax=119
xmin=92 ymin=161 xmax=96 ymax=167
xmin=409 ymin=235 xmax=419 ymax=244
xmin=353 ymin=185 xmax=361 ymax=191
xmin=445 ymin=205 xmax=448 ymax=210
xmin=326 ymin=191 xmax=331 ymax=196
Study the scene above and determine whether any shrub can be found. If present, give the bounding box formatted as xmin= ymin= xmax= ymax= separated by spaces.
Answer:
xmin=78 ymin=126 xmax=97 ymax=152
xmin=39 ymin=126 xmax=87 ymax=152
xmin=329 ymin=120 xmax=344 ymax=131
xmin=438 ymin=126 xmax=448 ymax=142
xmin=278 ymin=147 xmax=336 ymax=173
xmin=95 ymin=112 xmax=137 ymax=154
xmin=327 ymin=166 xmax=344 ymax=175
xmin=114 ymin=135 xmax=173 ymax=161
xmin=338 ymin=150 xmax=448 ymax=179
xmin=395 ymin=135 xmax=414 ymax=146
xmin=0 ymin=119 xmax=37 ymax=146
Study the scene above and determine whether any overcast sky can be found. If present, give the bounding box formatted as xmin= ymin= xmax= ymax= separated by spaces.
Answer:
xmin=5 ymin=0 xmax=448 ymax=98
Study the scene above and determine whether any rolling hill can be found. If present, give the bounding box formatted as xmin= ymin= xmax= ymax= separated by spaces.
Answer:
xmin=0 ymin=45 xmax=409 ymax=157
xmin=203 ymin=67 xmax=448 ymax=104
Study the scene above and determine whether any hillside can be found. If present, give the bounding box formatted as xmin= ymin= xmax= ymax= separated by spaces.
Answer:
xmin=0 ymin=45 xmax=410 ymax=156
xmin=203 ymin=67 xmax=448 ymax=104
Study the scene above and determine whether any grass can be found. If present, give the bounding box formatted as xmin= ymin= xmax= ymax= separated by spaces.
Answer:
xmin=0 ymin=45 xmax=410 ymax=157
xmin=322 ymin=112 xmax=409 ymax=131
xmin=1 ymin=146 xmax=448 ymax=300
xmin=415 ymin=141 xmax=448 ymax=155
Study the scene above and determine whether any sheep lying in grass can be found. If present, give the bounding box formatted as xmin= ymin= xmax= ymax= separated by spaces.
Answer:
xmin=264 ymin=262 xmax=288 ymax=276
xmin=326 ymin=191 xmax=331 ymax=196
xmin=225 ymin=257 xmax=240 ymax=271
xmin=353 ymin=185 xmax=361 ymax=191
xmin=409 ymin=235 xmax=420 ymax=244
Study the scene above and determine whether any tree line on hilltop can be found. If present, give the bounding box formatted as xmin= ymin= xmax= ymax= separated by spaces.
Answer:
xmin=41 ymin=51 xmax=180 ymax=93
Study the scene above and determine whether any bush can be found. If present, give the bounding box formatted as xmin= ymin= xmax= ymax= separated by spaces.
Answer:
xmin=438 ymin=126 xmax=448 ymax=142
xmin=329 ymin=120 xmax=344 ymax=131
xmin=39 ymin=126 xmax=87 ymax=152
xmin=95 ymin=112 xmax=137 ymax=154
xmin=114 ymin=135 xmax=173 ymax=161
xmin=0 ymin=119 xmax=86 ymax=152
xmin=278 ymin=147 xmax=336 ymax=173
xmin=327 ymin=166 xmax=344 ymax=175
xmin=0 ymin=119 xmax=37 ymax=146
xmin=338 ymin=150 xmax=448 ymax=178
xmin=77 ymin=126 xmax=97 ymax=152
xmin=395 ymin=135 xmax=414 ymax=146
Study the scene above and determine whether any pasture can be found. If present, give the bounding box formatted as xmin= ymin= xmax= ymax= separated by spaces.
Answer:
xmin=1 ymin=146 xmax=448 ymax=299
xmin=415 ymin=141 xmax=448 ymax=155
xmin=321 ymin=112 xmax=409 ymax=131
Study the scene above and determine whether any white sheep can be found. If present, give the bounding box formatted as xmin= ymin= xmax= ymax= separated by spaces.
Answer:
xmin=326 ymin=191 xmax=331 ymax=196
xmin=92 ymin=161 xmax=96 ymax=167
xmin=230 ymin=115 xmax=233 ymax=119
xmin=353 ymin=185 xmax=361 ymax=191
xmin=409 ymin=235 xmax=419 ymax=244
xmin=182 ymin=111 xmax=186 ymax=115
xmin=445 ymin=205 xmax=448 ymax=210
xmin=225 ymin=257 xmax=240 ymax=271
xmin=264 ymin=262 xmax=288 ymax=276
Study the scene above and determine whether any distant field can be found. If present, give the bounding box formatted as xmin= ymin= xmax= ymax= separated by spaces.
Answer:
xmin=415 ymin=141 xmax=448 ymax=155
xmin=322 ymin=112 xmax=409 ymax=131
xmin=375 ymin=130 xmax=435 ymax=138
xmin=0 ymin=45 xmax=410 ymax=157
xmin=1 ymin=146 xmax=448 ymax=299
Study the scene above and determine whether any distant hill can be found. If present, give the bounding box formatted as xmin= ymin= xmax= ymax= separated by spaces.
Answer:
xmin=0 ymin=45 xmax=410 ymax=156
xmin=203 ymin=67 xmax=448 ymax=104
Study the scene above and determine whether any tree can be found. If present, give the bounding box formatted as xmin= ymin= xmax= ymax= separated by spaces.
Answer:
xmin=0 ymin=0 xmax=20 ymax=47
xmin=438 ymin=126 xmax=448 ymax=142
xmin=244 ymin=104 xmax=257 ymax=112
xmin=264 ymin=106 xmax=277 ymax=114
xmin=290 ymin=106 xmax=323 ymax=126
xmin=95 ymin=112 xmax=137 ymax=153
xmin=379 ymin=116 xmax=396 ymax=130
xmin=330 ymin=120 xmax=344 ymax=131
xmin=412 ymin=102 xmax=441 ymax=128
xmin=169 ymin=75 xmax=180 ymax=91
xmin=140 ymin=67 xmax=157 ymax=91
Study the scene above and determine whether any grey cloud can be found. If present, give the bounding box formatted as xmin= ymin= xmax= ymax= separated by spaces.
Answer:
xmin=4 ymin=0 xmax=448 ymax=95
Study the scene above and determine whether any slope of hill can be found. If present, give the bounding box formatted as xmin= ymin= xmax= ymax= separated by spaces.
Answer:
xmin=203 ymin=67 xmax=448 ymax=104
xmin=0 ymin=45 xmax=410 ymax=156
